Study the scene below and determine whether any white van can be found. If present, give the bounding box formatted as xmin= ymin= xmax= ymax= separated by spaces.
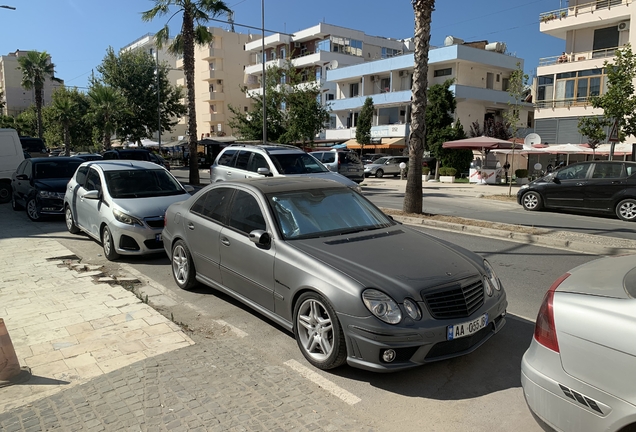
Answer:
xmin=0 ymin=128 xmax=25 ymax=203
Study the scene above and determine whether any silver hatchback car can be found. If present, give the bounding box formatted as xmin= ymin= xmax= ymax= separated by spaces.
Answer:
xmin=163 ymin=177 xmax=508 ymax=372
xmin=64 ymin=160 xmax=192 ymax=260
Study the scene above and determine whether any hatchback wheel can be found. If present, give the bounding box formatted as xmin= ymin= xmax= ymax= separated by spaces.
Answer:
xmin=65 ymin=205 xmax=80 ymax=234
xmin=375 ymin=169 xmax=384 ymax=178
xmin=101 ymin=226 xmax=120 ymax=261
xmin=616 ymin=199 xmax=636 ymax=221
xmin=522 ymin=191 xmax=543 ymax=211
xmin=0 ymin=183 xmax=11 ymax=204
xmin=11 ymin=194 xmax=22 ymax=211
xmin=293 ymin=292 xmax=346 ymax=370
xmin=26 ymin=198 xmax=41 ymax=221
xmin=172 ymin=240 xmax=197 ymax=290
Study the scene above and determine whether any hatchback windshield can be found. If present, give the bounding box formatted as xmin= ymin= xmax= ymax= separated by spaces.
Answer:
xmin=270 ymin=153 xmax=329 ymax=174
xmin=268 ymin=188 xmax=394 ymax=239
xmin=34 ymin=160 xmax=83 ymax=179
xmin=372 ymin=157 xmax=389 ymax=165
xmin=105 ymin=169 xmax=184 ymax=198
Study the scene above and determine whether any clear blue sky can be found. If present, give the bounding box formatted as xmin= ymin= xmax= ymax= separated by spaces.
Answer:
xmin=0 ymin=0 xmax=564 ymax=89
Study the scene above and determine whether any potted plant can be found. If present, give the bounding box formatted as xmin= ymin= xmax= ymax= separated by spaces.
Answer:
xmin=515 ymin=168 xmax=529 ymax=185
xmin=439 ymin=167 xmax=457 ymax=183
xmin=422 ymin=166 xmax=431 ymax=182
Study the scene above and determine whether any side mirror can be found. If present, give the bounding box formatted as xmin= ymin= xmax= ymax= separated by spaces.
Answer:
xmin=249 ymin=229 xmax=271 ymax=246
xmin=183 ymin=185 xmax=195 ymax=193
xmin=15 ymin=174 xmax=28 ymax=181
xmin=257 ymin=167 xmax=272 ymax=177
xmin=82 ymin=190 xmax=100 ymax=200
xmin=552 ymin=177 xmax=561 ymax=184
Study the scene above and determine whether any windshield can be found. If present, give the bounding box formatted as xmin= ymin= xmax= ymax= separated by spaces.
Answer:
xmin=33 ymin=160 xmax=83 ymax=179
xmin=267 ymin=188 xmax=395 ymax=240
xmin=270 ymin=153 xmax=329 ymax=174
xmin=105 ymin=169 xmax=185 ymax=198
xmin=372 ymin=157 xmax=389 ymax=164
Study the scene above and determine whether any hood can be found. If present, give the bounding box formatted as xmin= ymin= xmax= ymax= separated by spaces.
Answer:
xmin=559 ymin=255 xmax=636 ymax=299
xmin=35 ymin=178 xmax=71 ymax=192
xmin=112 ymin=193 xmax=190 ymax=219
xmin=291 ymin=226 xmax=483 ymax=299
xmin=288 ymin=172 xmax=358 ymax=188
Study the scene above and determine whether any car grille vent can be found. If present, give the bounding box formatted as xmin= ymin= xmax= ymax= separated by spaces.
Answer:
xmin=558 ymin=384 xmax=603 ymax=414
xmin=324 ymin=229 xmax=403 ymax=245
xmin=145 ymin=218 xmax=164 ymax=229
xmin=423 ymin=279 xmax=484 ymax=319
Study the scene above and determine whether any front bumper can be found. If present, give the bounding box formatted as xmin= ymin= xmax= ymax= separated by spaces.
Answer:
xmin=339 ymin=294 xmax=508 ymax=372
xmin=109 ymin=220 xmax=166 ymax=256
xmin=521 ymin=340 xmax=636 ymax=432
xmin=38 ymin=196 xmax=65 ymax=215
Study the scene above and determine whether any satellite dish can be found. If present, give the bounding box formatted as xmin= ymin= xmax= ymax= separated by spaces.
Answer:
xmin=327 ymin=60 xmax=339 ymax=70
xmin=524 ymin=133 xmax=542 ymax=149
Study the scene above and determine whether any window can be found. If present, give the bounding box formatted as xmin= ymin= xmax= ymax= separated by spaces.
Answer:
xmin=228 ymin=191 xmax=266 ymax=234
xmin=325 ymin=36 xmax=363 ymax=57
xmin=592 ymin=163 xmax=623 ymax=179
xmin=381 ymin=47 xmax=402 ymax=59
xmin=247 ymin=153 xmax=269 ymax=173
xmin=556 ymin=163 xmax=592 ymax=180
xmin=537 ymin=75 xmax=554 ymax=101
xmin=502 ymin=77 xmax=510 ymax=92
xmin=326 ymin=93 xmax=334 ymax=101
xmin=85 ymin=169 xmax=102 ymax=192
xmin=75 ymin=166 xmax=89 ymax=187
xmin=190 ymin=188 xmax=233 ymax=223
xmin=486 ymin=72 xmax=494 ymax=89
xmin=217 ymin=149 xmax=238 ymax=167
xmin=235 ymin=150 xmax=251 ymax=170
xmin=350 ymin=83 xmax=359 ymax=97
xmin=554 ymin=69 xmax=606 ymax=106
xmin=434 ymin=68 xmax=452 ymax=77
xmin=380 ymin=78 xmax=390 ymax=93
xmin=593 ymin=26 xmax=619 ymax=58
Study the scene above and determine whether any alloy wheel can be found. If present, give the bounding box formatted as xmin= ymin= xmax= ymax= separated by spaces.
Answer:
xmin=296 ymin=298 xmax=335 ymax=362
xmin=172 ymin=244 xmax=189 ymax=285
xmin=618 ymin=200 xmax=636 ymax=221
xmin=26 ymin=199 xmax=40 ymax=220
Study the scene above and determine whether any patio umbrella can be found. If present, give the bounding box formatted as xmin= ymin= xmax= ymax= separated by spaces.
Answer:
xmin=541 ymin=143 xmax=589 ymax=164
xmin=442 ymin=136 xmax=521 ymax=151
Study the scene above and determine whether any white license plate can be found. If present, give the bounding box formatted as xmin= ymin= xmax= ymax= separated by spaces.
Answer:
xmin=155 ymin=233 xmax=163 ymax=242
xmin=447 ymin=313 xmax=488 ymax=340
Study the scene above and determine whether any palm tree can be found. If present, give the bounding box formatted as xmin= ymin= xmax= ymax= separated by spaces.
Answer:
xmin=88 ymin=84 xmax=123 ymax=151
xmin=142 ymin=0 xmax=231 ymax=185
xmin=404 ymin=0 xmax=436 ymax=214
xmin=16 ymin=51 xmax=63 ymax=140
xmin=50 ymin=88 xmax=79 ymax=156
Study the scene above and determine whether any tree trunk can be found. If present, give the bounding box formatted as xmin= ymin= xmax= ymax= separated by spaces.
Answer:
xmin=404 ymin=0 xmax=435 ymax=214
xmin=183 ymin=9 xmax=200 ymax=185
xmin=35 ymin=88 xmax=44 ymax=140
xmin=64 ymin=125 xmax=70 ymax=156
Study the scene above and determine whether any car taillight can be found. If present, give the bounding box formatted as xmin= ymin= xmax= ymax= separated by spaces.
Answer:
xmin=534 ymin=273 xmax=570 ymax=353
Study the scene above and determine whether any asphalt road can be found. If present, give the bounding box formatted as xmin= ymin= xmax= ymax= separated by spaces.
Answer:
xmin=7 ymin=200 xmax=601 ymax=432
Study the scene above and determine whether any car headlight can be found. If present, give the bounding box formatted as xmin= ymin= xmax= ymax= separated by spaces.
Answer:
xmin=113 ymin=208 xmax=143 ymax=226
xmin=483 ymin=259 xmax=501 ymax=294
xmin=38 ymin=190 xmax=63 ymax=199
xmin=362 ymin=289 xmax=402 ymax=324
xmin=403 ymin=298 xmax=422 ymax=320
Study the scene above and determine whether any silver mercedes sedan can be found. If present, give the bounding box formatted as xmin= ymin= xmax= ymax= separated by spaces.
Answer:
xmin=162 ymin=177 xmax=508 ymax=372
xmin=521 ymin=255 xmax=636 ymax=432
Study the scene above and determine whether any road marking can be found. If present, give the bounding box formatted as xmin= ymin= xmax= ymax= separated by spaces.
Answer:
xmin=214 ymin=319 xmax=248 ymax=338
xmin=284 ymin=359 xmax=361 ymax=405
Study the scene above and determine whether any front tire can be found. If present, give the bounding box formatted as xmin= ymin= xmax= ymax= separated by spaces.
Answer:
xmin=616 ymin=199 xmax=636 ymax=221
xmin=101 ymin=226 xmax=120 ymax=261
xmin=0 ymin=183 xmax=11 ymax=204
xmin=375 ymin=169 xmax=384 ymax=178
xmin=65 ymin=205 xmax=80 ymax=234
xmin=522 ymin=191 xmax=543 ymax=211
xmin=293 ymin=292 xmax=346 ymax=370
xmin=171 ymin=240 xmax=197 ymax=291
xmin=26 ymin=198 xmax=41 ymax=221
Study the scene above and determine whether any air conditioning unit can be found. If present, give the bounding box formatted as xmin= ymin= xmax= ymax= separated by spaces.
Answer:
xmin=294 ymin=42 xmax=301 ymax=48
xmin=618 ymin=21 xmax=630 ymax=31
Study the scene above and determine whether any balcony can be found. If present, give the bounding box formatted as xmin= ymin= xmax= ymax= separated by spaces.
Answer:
xmin=244 ymin=58 xmax=285 ymax=76
xmin=203 ymin=48 xmax=225 ymax=60
xmin=202 ymin=91 xmax=225 ymax=102
xmin=539 ymin=0 xmax=631 ymax=39
xmin=202 ymin=69 xmax=224 ymax=81
xmin=204 ymin=113 xmax=226 ymax=123
xmin=538 ymin=47 xmax=618 ymax=67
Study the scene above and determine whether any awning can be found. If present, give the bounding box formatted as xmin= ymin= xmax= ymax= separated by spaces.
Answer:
xmin=345 ymin=137 xmax=406 ymax=149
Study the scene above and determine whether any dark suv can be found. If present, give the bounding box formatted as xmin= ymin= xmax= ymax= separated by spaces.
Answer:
xmin=102 ymin=149 xmax=169 ymax=170
xmin=517 ymin=160 xmax=636 ymax=221
xmin=311 ymin=149 xmax=364 ymax=183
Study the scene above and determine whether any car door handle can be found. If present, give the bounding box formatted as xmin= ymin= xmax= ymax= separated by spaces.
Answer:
xmin=188 ymin=223 xmax=195 ymax=230
xmin=221 ymin=237 xmax=230 ymax=246
xmin=575 ymin=182 xmax=587 ymax=186
xmin=611 ymin=181 xmax=621 ymax=185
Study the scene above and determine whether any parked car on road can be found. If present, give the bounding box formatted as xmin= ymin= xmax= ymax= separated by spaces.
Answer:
xmin=64 ymin=160 xmax=192 ymax=260
xmin=19 ymin=136 xmax=48 ymax=158
xmin=364 ymin=155 xmax=409 ymax=178
xmin=517 ymin=160 xmax=636 ymax=221
xmin=311 ymin=149 xmax=364 ymax=183
xmin=521 ymin=255 xmax=636 ymax=432
xmin=361 ymin=153 xmax=388 ymax=164
xmin=102 ymin=149 xmax=170 ymax=170
xmin=209 ymin=143 xmax=361 ymax=192
xmin=11 ymin=157 xmax=83 ymax=221
xmin=163 ymin=177 xmax=508 ymax=371
xmin=72 ymin=153 xmax=103 ymax=161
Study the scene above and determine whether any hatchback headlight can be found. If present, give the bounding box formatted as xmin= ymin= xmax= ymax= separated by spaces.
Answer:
xmin=362 ymin=289 xmax=402 ymax=324
xmin=113 ymin=208 xmax=143 ymax=226
xmin=39 ymin=190 xmax=63 ymax=199
xmin=483 ymin=259 xmax=501 ymax=293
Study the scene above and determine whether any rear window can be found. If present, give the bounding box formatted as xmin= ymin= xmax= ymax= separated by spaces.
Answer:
xmin=340 ymin=152 xmax=361 ymax=164
xmin=33 ymin=160 xmax=83 ymax=179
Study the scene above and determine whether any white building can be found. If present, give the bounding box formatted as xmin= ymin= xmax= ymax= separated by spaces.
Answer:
xmin=0 ymin=50 xmax=62 ymax=117
xmin=534 ymin=0 xmax=634 ymax=143
xmin=325 ymin=38 xmax=533 ymax=148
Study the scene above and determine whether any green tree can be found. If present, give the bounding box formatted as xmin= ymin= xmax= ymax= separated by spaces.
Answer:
xmin=502 ymin=62 xmax=528 ymax=195
xmin=88 ymin=83 xmax=126 ymax=151
xmin=49 ymin=88 xmax=81 ymax=156
xmin=355 ymin=97 xmax=374 ymax=155
xmin=96 ymin=47 xmax=186 ymax=145
xmin=577 ymin=116 xmax=607 ymax=158
xmin=469 ymin=118 xmax=511 ymax=140
xmin=583 ymin=44 xmax=636 ymax=159
xmin=42 ymin=88 xmax=92 ymax=152
xmin=404 ymin=0 xmax=435 ymax=214
xmin=143 ymin=0 xmax=231 ymax=184
xmin=16 ymin=51 xmax=63 ymax=139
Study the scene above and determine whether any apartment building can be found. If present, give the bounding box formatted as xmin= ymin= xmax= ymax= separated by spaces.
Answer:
xmin=534 ymin=0 xmax=634 ymax=143
xmin=175 ymin=27 xmax=258 ymax=140
xmin=325 ymin=38 xmax=533 ymax=146
xmin=0 ymin=50 xmax=62 ymax=117
xmin=121 ymin=33 xmax=187 ymax=143
xmin=243 ymin=23 xmax=411 ymax=106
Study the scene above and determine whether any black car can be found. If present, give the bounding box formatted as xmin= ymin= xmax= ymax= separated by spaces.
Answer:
xmin=103 ymin=148 xmax=169 ymax=170
xmin=517 ymin=160 xmax=636 ymax=221
xmin=11 ymin=157 xmax=84 ymax=221
xmin=73 ymin=153 xmax=103 ymax=161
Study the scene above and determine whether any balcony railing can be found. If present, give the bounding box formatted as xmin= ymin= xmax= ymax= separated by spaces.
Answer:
xmin=540 ymin=0 xmax=629 ymax=22
xmin=538 ymin=47 xmax=618 ymax=66
xmin=535 ymin=97 xmax=596 ymax=109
